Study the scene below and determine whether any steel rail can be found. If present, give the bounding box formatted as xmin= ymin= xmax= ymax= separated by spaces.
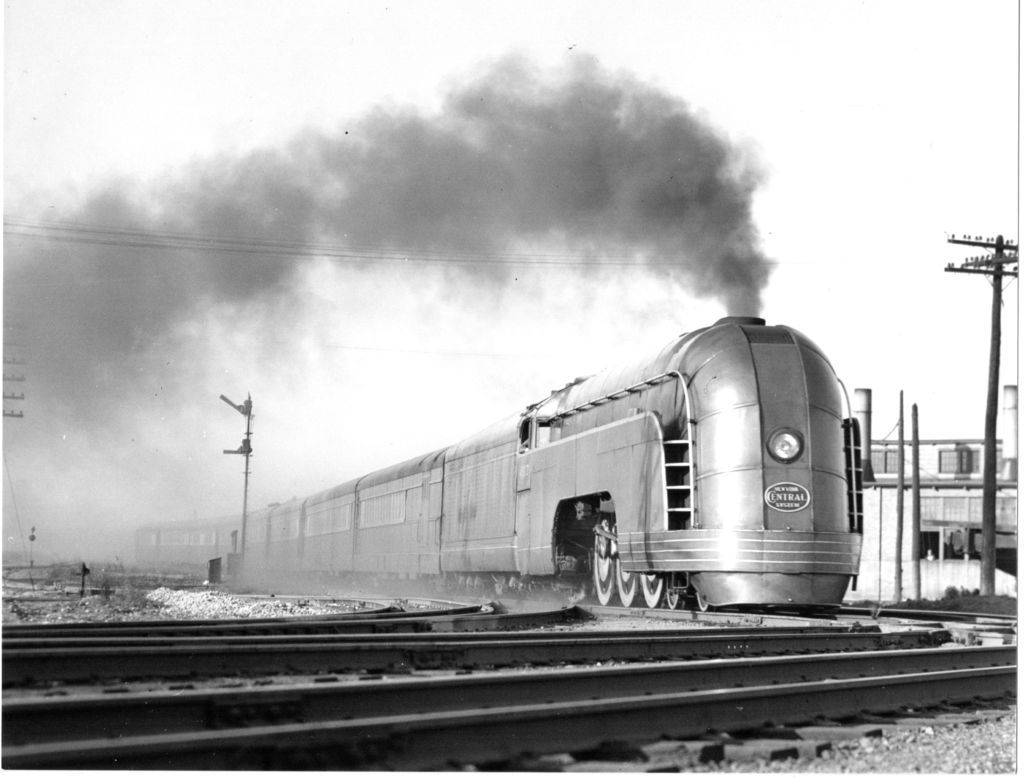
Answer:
xmin=0 ymin=622 xmax=882 ymax=650
xmin=2 ymin=628 xmax=946 ymax=683
xmin=4 ymin=603 xmax=891 ymax=643
xmin=586 ymin=603 xmax=1016 ymax=629
xmin=3 ymin=664 xmax=1014 ymax=770
xmin=3 ymin=646 xmax=1013 ymax=748
xmin=838 ymin=605 xmax=1017 ymax=626
xmin=0 ymin=603 xmax=586 ymax=639
xmin=582 ymin=604 xmax=854 ymax=628
xmin=581 ymin=603 xmax=1016 ymax=627
xmin=835 ymin=606 xmax=1017 ymax=647
xmin=0 ymin=602 xmax=495 ymax=637
xmin=1 ymin=602 xmax=407 ymax=629
xmin=0 ymin=606 xmax=407 ymax=637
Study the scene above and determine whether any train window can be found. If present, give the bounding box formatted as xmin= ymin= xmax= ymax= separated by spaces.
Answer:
xmin=406 ymin=488 xmax=422 ymax=521
xmin=535 ymin=420 xmax=552 ymax=446
xmin=164 ymin=530 xmax=187 ymax=545
xmin=520 ymin=416 xmax=557 ymax=449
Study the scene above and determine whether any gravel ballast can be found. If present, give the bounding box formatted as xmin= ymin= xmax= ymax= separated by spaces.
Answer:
xmin=3 ymin=586 xmax=1015 ymax=772
xmin=684 ymin=711 xmax=1017 ymax=774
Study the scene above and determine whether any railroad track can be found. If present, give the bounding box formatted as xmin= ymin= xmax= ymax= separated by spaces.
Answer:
xmin=3 ymin=621 xmax=946 ymax=683
xmin=839 ymin=605 xmax=1017 ymax=625
xmin=588 ymin=603 xmax=1017 ymax=644
xmin=18 ymin=596 xmax=1003 ymax=642
xmin=837 ymin=606 xmax=1017 ymax=645
xmin=3 ymin=645 xmax=1015 ymax=769
xmin=0 ymin=600 xmax=533 ymax=639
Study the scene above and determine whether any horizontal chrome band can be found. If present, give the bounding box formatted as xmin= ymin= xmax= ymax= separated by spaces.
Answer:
xmin=618 ymin=528 xmax=862 ymax=575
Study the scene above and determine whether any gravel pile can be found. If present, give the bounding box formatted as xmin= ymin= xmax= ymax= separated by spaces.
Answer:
xmin=2 ymin=586 xmax=369 ymax=624
xmin=144 ymin=587 xmax=360 ymax=619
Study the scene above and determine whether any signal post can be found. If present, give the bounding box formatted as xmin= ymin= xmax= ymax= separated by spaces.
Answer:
xmin=221 ymin=393 xmax=254 ymax=569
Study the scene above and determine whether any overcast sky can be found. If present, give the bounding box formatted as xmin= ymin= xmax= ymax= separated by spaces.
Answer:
xmin=3 ymin=0 xmax=1019 ymax=562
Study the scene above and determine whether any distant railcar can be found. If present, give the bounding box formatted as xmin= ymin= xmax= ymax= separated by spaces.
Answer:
xmin=134 ymin=516 xmax=239 ymax=571
xmin=142 ymin=317 xmax=864 ymax=609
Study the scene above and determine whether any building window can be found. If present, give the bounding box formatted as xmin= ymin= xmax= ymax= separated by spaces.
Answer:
xmin=919 ymin=531 xmax=940 ymax=560
xmin=945 ymin=529 xmax=967 ymax=558
xmin=870 ymin=449 xmax=901 ymax=474
xmin=920 ymin=497 xmax=941 ymax=522
xmin=939 ymin=446 xmax=977 ymax=475
xmin=996 ymin=496 xmax=1016 ymax=525
xmin=968 ymin=529 xmax=984 ymax=558
xmin=942 ymin=497 xmax=969 ymax=523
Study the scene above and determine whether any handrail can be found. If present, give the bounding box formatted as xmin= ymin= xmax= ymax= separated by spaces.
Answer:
xmin=541 ymin=370 xmax=689 ymax=421
xmin=838 ymin=379 xmax=865 ymax=535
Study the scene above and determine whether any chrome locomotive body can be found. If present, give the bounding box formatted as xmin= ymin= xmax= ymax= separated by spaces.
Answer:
xmin=677 ymin=317 xmax=862 ymax=607
xmin=515 ymin=316 xmax=863 ymax=608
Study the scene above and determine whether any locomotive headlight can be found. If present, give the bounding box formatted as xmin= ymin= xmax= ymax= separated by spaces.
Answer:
xmin=767 ymin=428 xmax=804 ymax=463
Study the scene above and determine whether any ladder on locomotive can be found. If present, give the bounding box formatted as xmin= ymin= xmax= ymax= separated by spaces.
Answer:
xmin=665 ymin=379 xmax=696 ymax=531
xmin=842 ymin=416 xmax=865 ymax=534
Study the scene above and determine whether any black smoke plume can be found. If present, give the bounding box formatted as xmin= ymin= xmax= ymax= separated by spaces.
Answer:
xmin=5 ymin=54 xmax=770 ymax=421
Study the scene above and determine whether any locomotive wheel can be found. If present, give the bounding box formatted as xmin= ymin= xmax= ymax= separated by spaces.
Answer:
xmin=593 ymin=551 xmax=615 ymax=605
xmin=639 ymin=573 xmax=664 ymax=608
xmin=592 ymin=522 xmax=615 ymax=606
xmin=615 ymin=559 xmax=637 ymax=607
xmin=695 ymin=588 xmax=713 ymax=612
xmin=664 ymin=587 xmax=682 ymax=609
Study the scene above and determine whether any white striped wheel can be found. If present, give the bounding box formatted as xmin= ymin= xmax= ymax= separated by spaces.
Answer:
xmin=695 ymin=588 xmax=713 ymax=612
xmin=592 ymin=520 xmax=615 ymax=606
xmin=664 ymin=587 xmax=683 ymax=609
xmin=640 ymin=573 xmax=664 ymax=609
xmin=615 ymin=558 xmax=637 ymax=607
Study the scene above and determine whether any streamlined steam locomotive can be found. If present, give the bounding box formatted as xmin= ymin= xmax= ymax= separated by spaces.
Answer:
xmin=208 ymin=316 xmax=864 ymax=610
xmin=138 ymin=317 xmax=864 ymax=608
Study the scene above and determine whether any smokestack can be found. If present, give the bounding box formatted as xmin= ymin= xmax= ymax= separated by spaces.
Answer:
xmin=1001 ymin=385 xmax=1017 ymax=482
xmin=854 ymin=388 xmax=874 ymax=482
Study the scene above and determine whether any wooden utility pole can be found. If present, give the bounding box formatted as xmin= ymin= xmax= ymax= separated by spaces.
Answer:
xmin=911 ymin=403 xmax=921 ymax=600
xmin=945 ymin=233 xmax=1018 ymax=595
xmin=894 ymin=391 xmax=904 ymax=602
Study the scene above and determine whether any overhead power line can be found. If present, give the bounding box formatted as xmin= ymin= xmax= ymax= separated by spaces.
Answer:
xmin=4 ymin=216 xmax=700 ymax=268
